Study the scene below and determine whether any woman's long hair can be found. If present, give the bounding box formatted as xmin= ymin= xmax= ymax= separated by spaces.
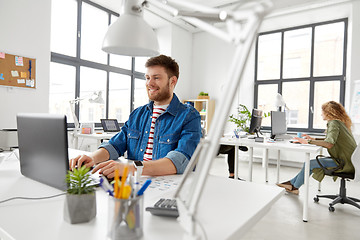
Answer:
xmin=322 ymin=101 xmax=352 ymax=130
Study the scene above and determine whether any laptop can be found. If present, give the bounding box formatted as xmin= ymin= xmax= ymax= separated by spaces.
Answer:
xmin=100 ymin=119 xmax=120 ymax=133
xmin=17 ymin=113 xmax=99 ymax=191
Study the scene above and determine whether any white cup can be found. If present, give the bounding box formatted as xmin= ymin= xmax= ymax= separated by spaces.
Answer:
xmin=0 ymin=153 xmax=5 ymax=165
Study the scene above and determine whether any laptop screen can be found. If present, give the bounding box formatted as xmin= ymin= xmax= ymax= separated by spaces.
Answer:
xmin=101 ymin=119 xmax=120 ymax=132
xmin=17 ymin=113 xmax=69 ymax=191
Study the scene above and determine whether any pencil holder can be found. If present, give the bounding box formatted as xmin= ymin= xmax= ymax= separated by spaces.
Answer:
xmin=107 ymin=195 xmax=144 ymax=240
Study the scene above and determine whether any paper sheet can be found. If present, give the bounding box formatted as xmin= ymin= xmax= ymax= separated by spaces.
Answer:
xmin=20 ymin=72 xmax=27 ymax=78
xmin=26 ymin=79 xmax=35 ymax=87
xmin=11 ymin=71 xmax=19 ymax=77
xmin=15 ymin=56 xmax=23 ymax=66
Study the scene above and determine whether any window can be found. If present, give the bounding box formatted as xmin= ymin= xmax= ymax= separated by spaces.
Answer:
xmin=255 ymin=19 xmax=347 ymax=132
xmin=134 ymin=78 xmax=148 ymax=109
xmin=50 ymin=0 xmax=77 ymax=57
xmin=50 ymin=0 xmax=149 ymax=127
xmin=49 ymin=62 xmax=76 ymax=122
xmin=81 ymin=2 xmax=109 ymax=64
xmin=79 ymin=67 xmax=107 ymax=122
xmin=257 ymin=33 xmax=281 ymax=80
xmin=283 ymin=28 xmax=312 ymax=79
xmin=108 ymin=73 xmax=131 ymax=123
xmin=135 ymin=57 xmax=148 ymax=73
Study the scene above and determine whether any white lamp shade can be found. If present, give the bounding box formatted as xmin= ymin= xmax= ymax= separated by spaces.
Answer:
xmin=89 ymin=91 xmax=104 ymax=104
xmin=275 ymin=93 xmax=286 ymax=107
xmin=102 ymin=14 xmax=159 ymax=57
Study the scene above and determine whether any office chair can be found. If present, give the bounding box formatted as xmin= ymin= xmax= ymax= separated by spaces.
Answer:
xmin=313 ymin=145 xmax=360 ymax=212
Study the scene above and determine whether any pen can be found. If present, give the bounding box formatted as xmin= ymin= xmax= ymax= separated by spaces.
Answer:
xmin=234 ymin=129 xmax=239 ymax=138
xmin=100 ymin=176 xmax=114 ymax=196
xmin=129 ymin=175 xmax=137 ymax=198
xmin=114 ymin=168 xmax=119 ymax=198
xmin=122 ymin=185 xmax=132 ymax=199
xmin=118 ymin=164 xmax=129 ymax=199
xmin=136 ymin=179 xmax=152 ymax=196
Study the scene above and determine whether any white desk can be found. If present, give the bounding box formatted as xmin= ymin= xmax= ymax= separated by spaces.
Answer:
xmin=220 ymin=137 xmax=322 ymax=222
xmin=0 ymin=151 xmax=283 ymax=240
xmin=72 ymin=132 xmax=117 ymax=149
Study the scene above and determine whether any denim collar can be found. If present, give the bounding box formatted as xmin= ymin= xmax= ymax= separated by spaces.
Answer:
xmin=146 ymin=93 xmax=180 ymax=117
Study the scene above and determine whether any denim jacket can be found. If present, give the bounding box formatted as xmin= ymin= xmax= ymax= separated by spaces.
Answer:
xmin=99 ymin=93 xmax=202 ymax=173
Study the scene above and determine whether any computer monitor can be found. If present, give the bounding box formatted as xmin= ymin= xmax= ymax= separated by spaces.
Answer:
xmin=248 ymin=109 xmax=263 ymax=141
xmin=270 ymin=111 xmax=287 ymax=140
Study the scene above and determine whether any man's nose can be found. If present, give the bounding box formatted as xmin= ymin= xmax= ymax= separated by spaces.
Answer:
xmin=147 ymin=78 xmax=156 ymax=85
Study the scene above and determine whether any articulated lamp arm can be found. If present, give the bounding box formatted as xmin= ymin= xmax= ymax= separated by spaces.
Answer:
xmin=102 ymin=0 xmax=272 ymax=238
xmin=69 ymin=99 xmax=80 ymax=132
xmin=142 ymin=0 xmax=273 ymax=238
xmin=69 ymin=91 xmax=104 ymax=134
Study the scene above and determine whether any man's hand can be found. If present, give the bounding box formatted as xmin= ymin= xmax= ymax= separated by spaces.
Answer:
xmin=69 ymin=148 xmax=110 ymax=171
xmin=92 ymin=160 xmax=135 ymax=179
xmin=69 ymin=154 xmax=95 ymax=170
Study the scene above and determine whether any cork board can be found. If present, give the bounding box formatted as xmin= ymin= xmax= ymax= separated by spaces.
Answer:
xmin=0 ymin=51 xmax=36 ymax=89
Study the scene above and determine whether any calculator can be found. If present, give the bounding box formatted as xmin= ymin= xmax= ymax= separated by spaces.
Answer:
xmin=145 ymin=198 xmax=179 ymax=218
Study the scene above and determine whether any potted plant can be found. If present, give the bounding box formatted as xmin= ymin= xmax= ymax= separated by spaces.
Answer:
xmin=229 ymin=104 xmax=270 ymax=133
xmin=197 ymin=91 xmax=209 ymax=99
xmin=63 ymin=166 xmax=97 ymax=224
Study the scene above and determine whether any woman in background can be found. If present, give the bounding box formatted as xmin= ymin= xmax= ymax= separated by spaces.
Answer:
xmin=277 ymin=101 xmax=356 ymax=195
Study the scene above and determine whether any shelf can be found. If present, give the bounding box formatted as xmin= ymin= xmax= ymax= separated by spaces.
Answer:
xmin=183 ymin=98 xmax=215 ymax=134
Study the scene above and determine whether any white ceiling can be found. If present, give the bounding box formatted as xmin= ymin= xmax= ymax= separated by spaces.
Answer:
xmin=91 ymin=0 xmax=320 ymax=13
xmin=91 ymin=0 xmax=247 ymax=12
xmin=89 ymin=0 xmax=341 ymax=30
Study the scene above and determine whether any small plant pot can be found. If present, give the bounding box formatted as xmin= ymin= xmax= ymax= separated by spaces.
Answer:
xmin=197 ymin=95 xmax=209 ymax=99
xmin=64 ymin=193 xmax=96 ymax=224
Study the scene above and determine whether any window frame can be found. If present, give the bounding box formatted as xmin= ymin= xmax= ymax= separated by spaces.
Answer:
xmin=254 ymin=18 xmax=348 ymax=133
xmin=50 ymin=0 xmax=146 ymax=128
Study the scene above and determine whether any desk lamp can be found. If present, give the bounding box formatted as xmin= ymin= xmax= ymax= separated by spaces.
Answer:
xmin=69 ymin=91 xmax=104 ymax=135
xmin=102 ymin=0 xmax=272 ymax=238
xmin=275 ymin=93 xmax=288 ymax=112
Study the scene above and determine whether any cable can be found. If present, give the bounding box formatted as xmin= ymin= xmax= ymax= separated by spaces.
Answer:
xmin=194 ymin=215 xmax=208 ymax=240
xmin=0 ymin=193 xmax=66 ymax=204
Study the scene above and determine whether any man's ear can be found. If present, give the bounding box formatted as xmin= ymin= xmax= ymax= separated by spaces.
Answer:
xmin=170 ymin=76 xmax=178 ymax=87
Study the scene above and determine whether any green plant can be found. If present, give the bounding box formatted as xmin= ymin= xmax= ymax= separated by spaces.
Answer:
xmin=229 ymin=104 xmax=251 ymax=132
xmin=229 ymin=104 xmax=270 ymax=133
xmin=198 ymin=91 xmax=208 ymax=96
xmin=65 ymin=166 xmax=96 ymax=194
